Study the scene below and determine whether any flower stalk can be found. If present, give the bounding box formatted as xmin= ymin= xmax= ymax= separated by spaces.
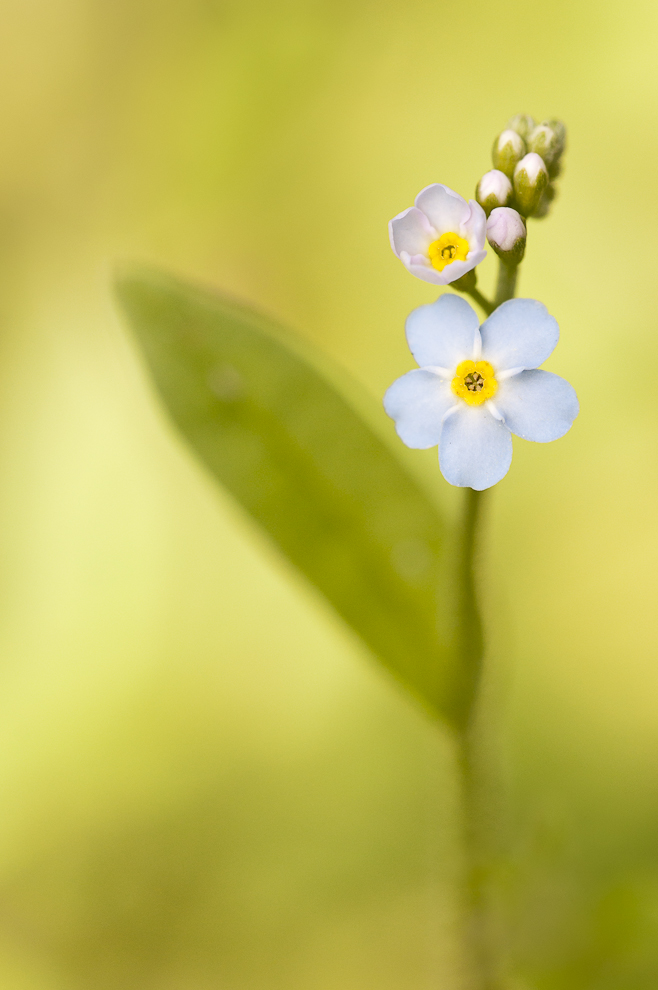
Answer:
xmin=451 ymin=269 xmax=494 ymax=316
xmin=494 ymin=258 xmax=519 ymax=308
xmin=384 ymin=112 xmax=572 ymax=990
xmin=455 ymin=253 xmax=519 ymax=990
xmin=466 ymin=286 xmax=494 ymax=317
xmin=458 ymin=728 xmax=501 ymax=990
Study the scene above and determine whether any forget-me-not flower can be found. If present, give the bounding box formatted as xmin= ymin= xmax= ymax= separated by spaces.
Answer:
xmin=389 ymin=184 xmax=487 ymax=285
xmin=384 ymin=294 xmax=578 ymax=490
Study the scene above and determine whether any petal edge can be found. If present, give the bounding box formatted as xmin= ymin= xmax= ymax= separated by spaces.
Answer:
xmin=405 ymin=294 xmax=480 ymax=368
xmin=439 ymin=405 xmax=513 ymax=490
xmin=494 ymin=369 xmax=579 ymax=442
xmin=384 ymin=369 xmax=454 ymax=449
xmin=480 ymin=298 xmax=559 ymax=372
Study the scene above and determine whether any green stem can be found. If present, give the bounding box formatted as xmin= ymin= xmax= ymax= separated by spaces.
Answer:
xmin=494 ymin=259 xmax=519 ymax=308
xmin=455 ymin=489 xmax=498 ymax=987
xmin=458 ymin=731 xmax=500 ymax=990
xmin=454 ymin=476 xmax=499 ymax=990
xmin=465 ymin=286 xmax=494 ymax=317
xmin=453 ymin=488 xmax=486 ymax=730
xmin=456 ymin=253 xmax=521 ymax=990
xmin=450 ymin=270 xmax=494 ymax=316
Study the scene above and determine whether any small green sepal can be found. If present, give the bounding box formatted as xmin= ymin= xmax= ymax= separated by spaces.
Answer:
xmin=513 ymin=153 xmax=549 ymax=217
xmin=491 ymin=129 xmax=526 ymax=179
xmin=475 ymin=169 xmax=513 ymax=216
xmin=531 ymin=182 xmax=558 ymax=220
xmin=528 ymin=123 xmax=564 ymax=179
xmin=506 ymin=113 xmax=535 ymax=143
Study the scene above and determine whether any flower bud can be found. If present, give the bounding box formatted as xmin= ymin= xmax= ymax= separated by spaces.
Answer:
xmin=540 ymin=119 xmax=566 ymax=178
xmin=527 ymin=123 xmax=563 ymax=177
xmin=513 ymin=152 xmax=548 ymax=217
xmin=506 ymin=113 xmax=535 ymax=143
xmin=544 ymin=119 xmax=566 ymax=154
xmin=486 ymin=207 xmax=526 ymax=264
xmin=492 ymin=129 xmax=525 ymax=179
xmin=475 ymin=169 xmax=513 ymax=216
xmin=532 ymin=182 xmax=557 ymax=220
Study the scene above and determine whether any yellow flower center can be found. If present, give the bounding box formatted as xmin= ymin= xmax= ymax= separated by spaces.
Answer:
xmin=428 ymin=232 xmax=470 ymax=272
xmin=451 ymin=360 xmax=498 ymax=406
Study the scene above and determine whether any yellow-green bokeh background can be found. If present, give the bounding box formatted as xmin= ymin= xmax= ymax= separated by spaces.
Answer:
xmin=0 ymin=0 xmax=657 ymax=987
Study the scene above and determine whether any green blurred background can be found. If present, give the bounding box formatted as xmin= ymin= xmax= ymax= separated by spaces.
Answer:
xmin=0 ymin=0 xmax=657 ymax=987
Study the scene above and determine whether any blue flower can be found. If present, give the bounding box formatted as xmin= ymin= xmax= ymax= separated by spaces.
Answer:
xmin=384 ymin=295 xmax=578 ymax=490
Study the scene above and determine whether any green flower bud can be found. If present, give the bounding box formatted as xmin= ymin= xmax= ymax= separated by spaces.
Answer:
xmin=531 ymin=182 xmax=557 ymax=220
xmin=506 ymin=113 xmax=535 ymax=143
xmin=475 ymin=169 xmax=513 ymax=216
xmin=527 ymin=123 xmax=564 ymax=179
xmin=544 ymin=119 xmax=566 ymax=154
xmin=486 ymin=207 xmax=526 ymax=265
xmin=492 ymin=129 xmax=526 ymax=179
xmin=540 ymin=119 xmax=567 ymax=178
xmin=513 ymin=153 xmax=548 ymax=217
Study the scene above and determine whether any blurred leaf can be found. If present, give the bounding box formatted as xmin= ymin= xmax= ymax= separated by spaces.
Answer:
xmin=115 ymin=267 xmax=460 ymax=720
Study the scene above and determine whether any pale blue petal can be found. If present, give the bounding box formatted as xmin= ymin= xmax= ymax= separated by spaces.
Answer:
xmin=384 ymin=370 xmax=454 ymax=448
xmin=495 ymin=370 xmax=579 ymax=442
xmin=405 ymin=294 xmax=480 ymax=369
xmin=415 ymin=184 xmax=470 ymax=234
xmin=439 ymin=405 xmax=512 ymax=490
xmin=480 ymin=298 xmax=559 ymax=372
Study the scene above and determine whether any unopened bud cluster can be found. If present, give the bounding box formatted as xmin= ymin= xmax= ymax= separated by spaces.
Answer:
xmin=476 ymin=113 xmax=566 ymax=221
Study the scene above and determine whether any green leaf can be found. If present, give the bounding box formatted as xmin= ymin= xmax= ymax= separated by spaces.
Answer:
xmin=115 ymin=266 xmax=461 ymax=722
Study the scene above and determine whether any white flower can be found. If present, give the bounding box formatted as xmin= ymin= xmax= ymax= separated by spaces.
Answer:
xmin=384 ymin=294 xmax=578 ymax=490
xmin=389 ymin=184 xmax=487 ymax=286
